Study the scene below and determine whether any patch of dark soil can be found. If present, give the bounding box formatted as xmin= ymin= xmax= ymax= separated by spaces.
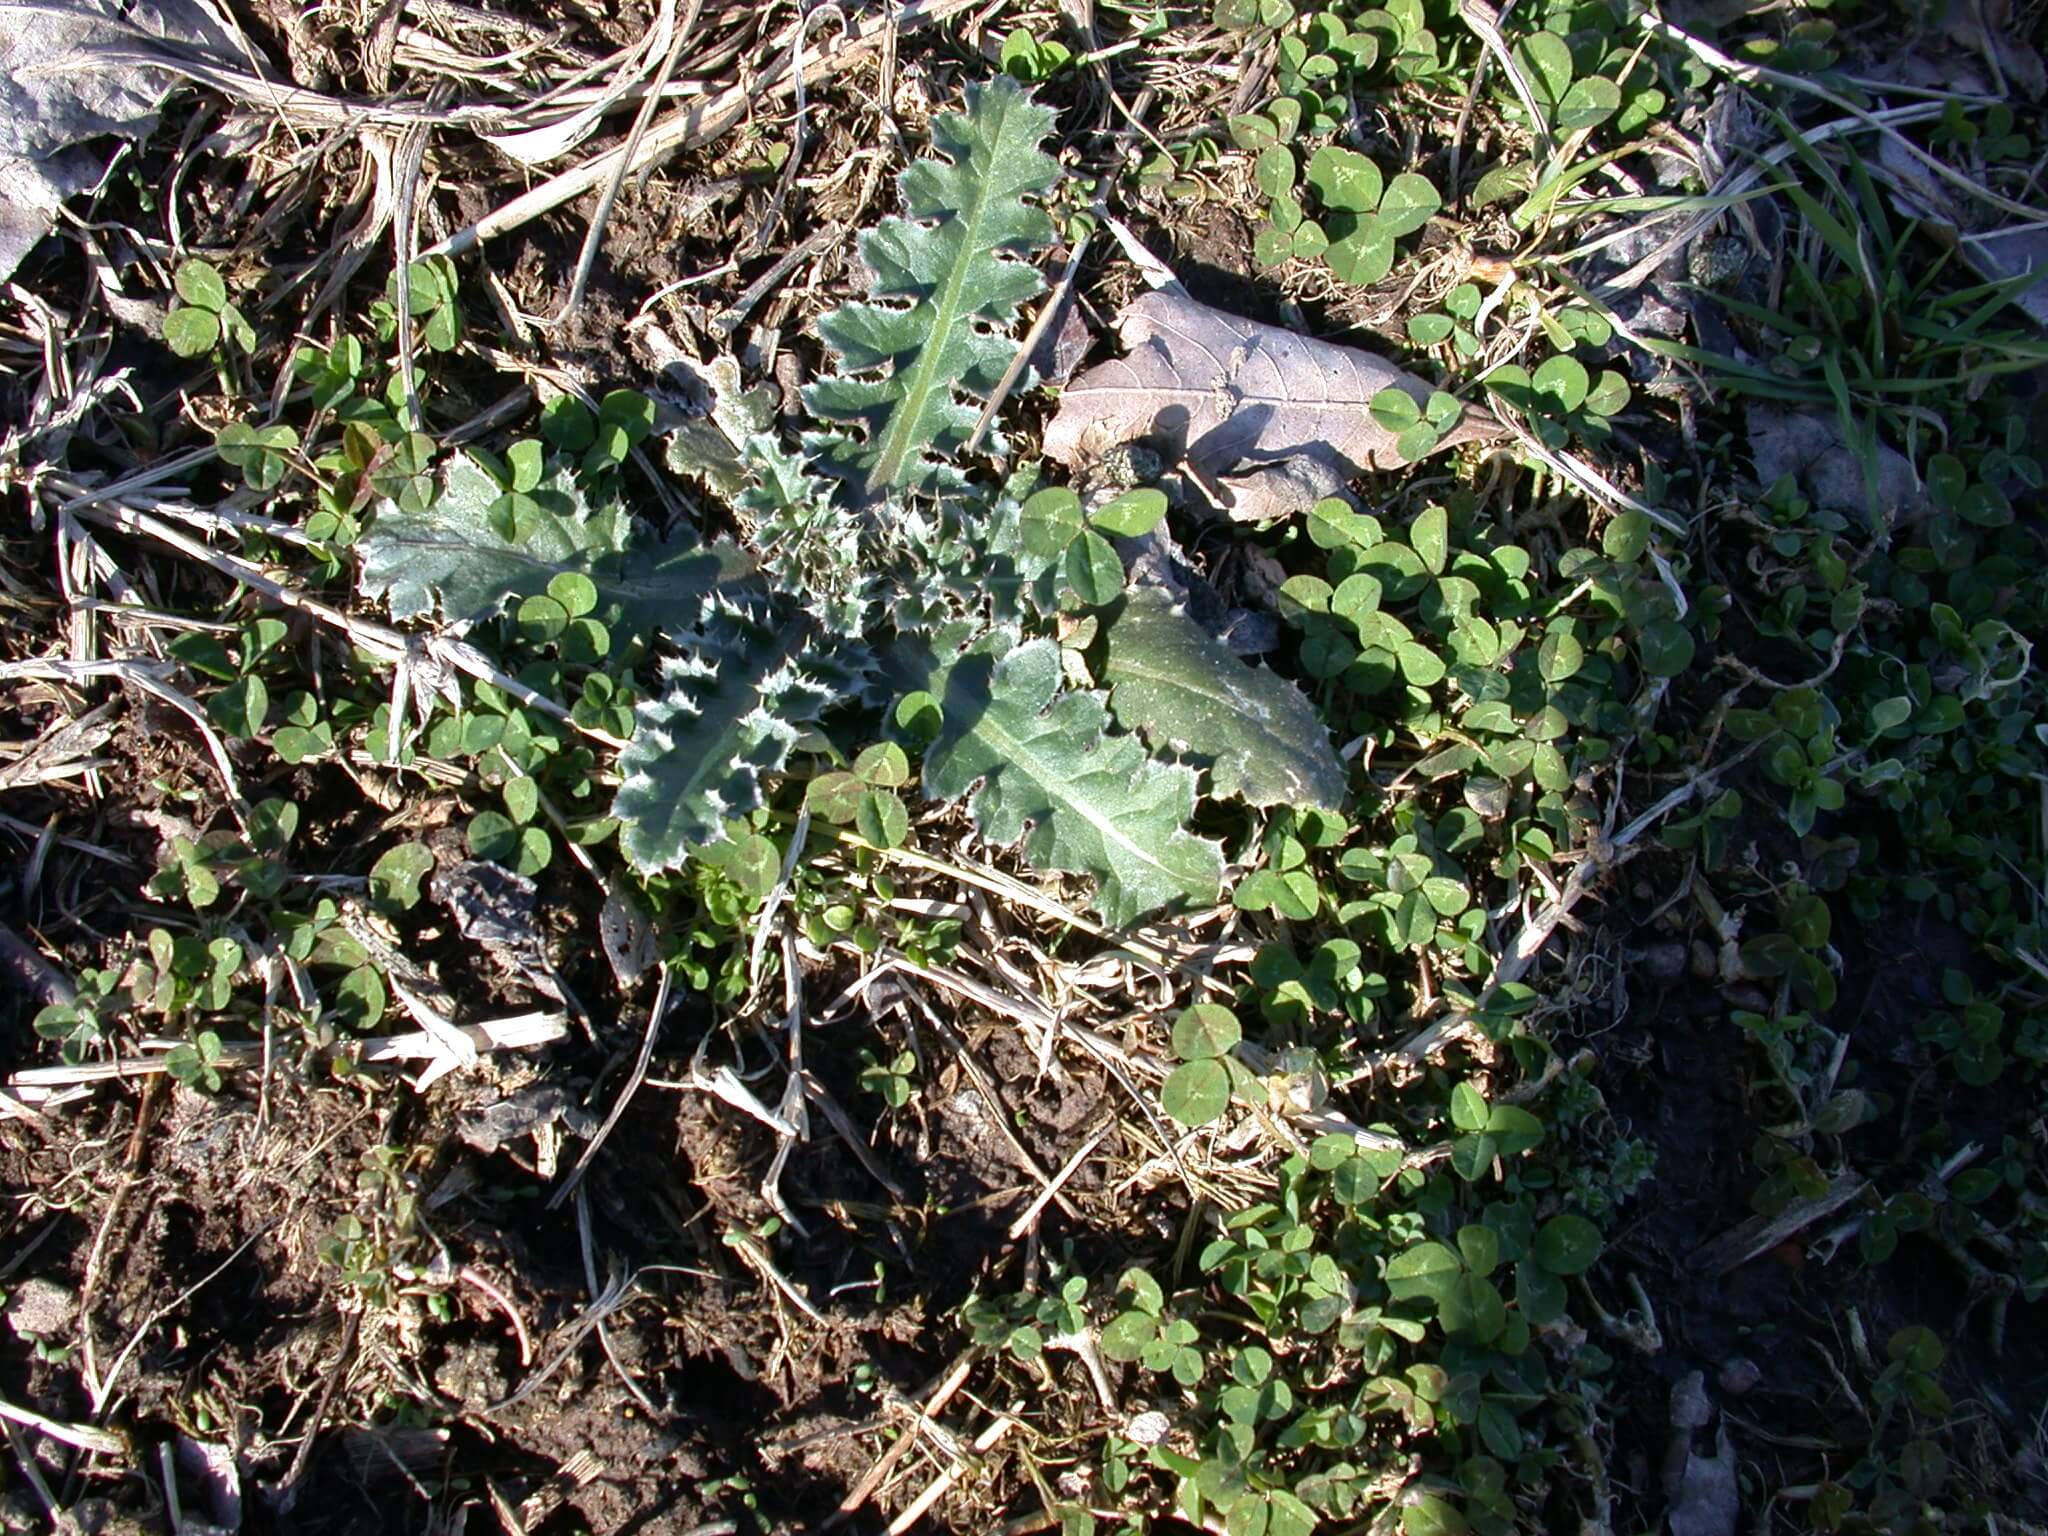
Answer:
xmin=1582 ymin=882 xmax=2048 ymax=1532
xmin=1135 ymin=202 xmax=1274 ymax=325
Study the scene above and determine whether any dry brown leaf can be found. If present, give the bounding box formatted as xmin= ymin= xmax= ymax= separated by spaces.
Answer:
xmin=1042 ymin=290 xmax=1503 ymax=522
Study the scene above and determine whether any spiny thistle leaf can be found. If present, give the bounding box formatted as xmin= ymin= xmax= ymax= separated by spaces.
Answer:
xmin=1103 ymin=586 xmax=1348 ymax=810
xmin=878 ymin=494 xmax=1011 ymax=632
xmin=915 ymin=637 xmax=1223 ymax=927
xmin=614 ymin=606 xmax=824 ymax=871
xmin=739 ymin=436 xmax=874 ymax=637
xmin=806 ymin=76 xmax=1060 ymax=494
xmin=358 ymin=451 xmax=740 ymax=635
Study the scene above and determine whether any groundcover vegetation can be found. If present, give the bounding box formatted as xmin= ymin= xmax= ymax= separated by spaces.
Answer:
xmin=1 ymin=0 xmax=2043 ymax=1532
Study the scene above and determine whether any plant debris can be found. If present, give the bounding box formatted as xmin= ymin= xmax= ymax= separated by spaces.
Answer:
xmin=1043 ymin=289 xmax=1504 ymax=521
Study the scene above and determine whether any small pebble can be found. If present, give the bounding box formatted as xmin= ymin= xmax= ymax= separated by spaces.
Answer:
xmin=4 ymin=1278 xmax=76 ymax=1338
xmin=1722 ymin=983 xmax=1771 ymax=1014
xmin=1645 ymin=942 xmax=1688 ymax=981
xmin=1668 ymin=1370 xmax=1714 ymax=1429
xmin=1689 ymin=940 xmax=1717 ymax=980
xmin=1125 ymin=1411 xmax=1171 ymax=1446
xmin=1718 ymin=1357 xmax=1761 ymax=1396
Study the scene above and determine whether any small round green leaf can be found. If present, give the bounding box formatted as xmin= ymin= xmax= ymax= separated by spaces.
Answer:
xmin=1089 ymin=487 xmax=1168 ymax=538
xmin=1385 ymin=1240 xmax=1462 ymax=1303
xmin=856 ymin=789 xmax=909 ymax=849
xmin=334 ymin=964 xmax=387 ymax=1029
xmin=370 ymin=842 xmax=435 ymax=912
xmin=1254 ymin=225 xmax=1295 ymax=268
xmin=1370 ymin=387 xmax=1422 ymax=431
xmin=1585 ymin=369 xmax=1631 ymax=417
xmin=1440 ymin=1271 xmax=1507 ymax=1340
xmin=516 ymin=594 xmax=569 ymax=644
xmin=1162 ymin=1058 xmax=1232 ymax=1126
xmin=1254 ymin=145 xmax=1297 ymax=198
xmin=503 ymin=776 xmax=540 ymax=825
xmin=853 ymin=741 xmax=912 ymax=787
xmin=1538 ymin=628 xmax=1584 ymax=682
xmin=1514 ymin=30 xmax=1574 ymax=109
xmin=468 ymin=811 xmax=518 ymax=863
xmin=1409 ymin=312 xmax=1454 ymax=346
xmin=1410 ymin=503 xmax=1448 ymax=573
xmin=539 ymin=395 xmax=596 ymax=452
xmin=1402 ymin=1492 xmax=1468 ymax=1536
xmin=513 ymin=825 xmax=552 ymax=876
xmin=805 ymin=771 xmax=865 ymax=824
xmin=1533 ymin=1213 xmax=1603 ymax=1275
xmin=174 ymin=259 xmax=228 ymax=311
xmin=1172 ymin=1002 xmax=1242 ymax=1061
xmin=1099 ymin=1310 xmax=1159 ymax=1362
xmin=1602 ymin=510 xmax=1650 ymax=562
xmin=164 ymin=306 xmax=221 ymax=357
xmin=1450 ymin=1080 xmax=1488 ymax=1132
xmin=218 ymin=303 xmax=256 ymax=354
xmin=1556 ymin=76 xmax=1621 ymax=131
xmin=598 ymin=389 xmax=656 ymax=444
xmin=207 ymin=675 xmax=268 ymax=739
xmin=1305 ymin=145 xmax=1383 ymax=212
xmin=1326 ymin=222 xmax=1395 ymax=286
xmin=1457 ymin=1224 xmax=1501 ymax=1277
xmin=1064 ymin=529 xmax=1124 ymax=606
xmin=1640 ymin=619 xmax=1695 ymax=677
xmin=1020 ymin=487 xmax=1086 ymax=558
xmin=1396 ymin=422 xmax=1440 ymax=462
xmin=1376 ymin=172 xmax=1441 ymax=237
xmin=1398 ymin=641 xmax=1446 ymax=687
xmin=895 ymin=690 xmax=942 ymax=742
xmin=1531 ymin=354 xmax=1590 ymax=412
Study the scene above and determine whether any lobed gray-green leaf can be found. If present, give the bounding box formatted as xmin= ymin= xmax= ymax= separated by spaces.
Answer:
xmin=913 ymin=636 xmax=1223 ymax=927
xmin=358 ymin=451 xmax=741 ymax=637
xmin=805 ymin=75 xmax=1060 ymax=494
xmin=1102 ymin=587 xmax=1348 ymax=810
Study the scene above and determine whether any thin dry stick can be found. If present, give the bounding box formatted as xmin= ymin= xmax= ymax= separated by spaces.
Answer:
xmin=93 ymin=1218 xmax=279 ymax=1415
xmin=0 ymin=657 xmax=250 ymax=823
xmin=1006 ymin=1122 xmax=1112 ymax=1240
xmin=64 ymin=495 xmax=628 ymax=750
xmin=727 ymin=1231 xmax=827 ymax=1324
xmin=548 ymin=965 xmax=676 ymax=1210
xmin=424 ymin=0 xmax=984 ymax=258
xmin=485 ymin=1269 xmax=642 ymax=1414
xmin=0 ymin=1396 xmax=126 ymax=1457
xmin=1644 ymin=13 xmax=2042 ymax=223
xmin=831 ymin=1352 xmax=977 ymax=1525
xmin=807 ymin=824 xmax=1176 ymax=971
xmin=911 ymin=989 xmax=1084 ymax=1223
xmin=800 ymin=1071 xmax=907 ymax=1198
xmin=2 ymin=1418 xmax=62 ymax=1531
xmin=710 ymin=220 xmax=845 ymax=336
xmin=1384 ymin=738 xmax=1769 ymax=1069
xmin=884 ymin=1412 xmax=1018 ymax=1536
xmin=1454 ymin=0 xmax=1551 ymax=159
xmin=574 ymin=1188 xmax=657 ymax=1413
xmin=759 ymin=929 xmax=811 ymax=1236
xmin=274 ymin=1310 xmax=360 ymax=1514
xmin=390 ymin=91 xmax=442 ymax=429
xmin=561 ymin=0 xmax=702 ymax=320
xmin=963 ymin=231 xmax=1092 ymax=455
xmin=9 ymin=1015 xmax=567 ymax=1097
xmin=1586 ymin=101 xmax=1949 ymax=290
xmin=457 ymin=1266 xmax=533 ymax=1367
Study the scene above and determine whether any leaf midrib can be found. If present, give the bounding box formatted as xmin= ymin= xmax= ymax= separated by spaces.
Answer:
xmin=866 ymin=121 xmax=1007 ymax=492
xmin=970 ymin=697 xmax=1203 ymax=914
